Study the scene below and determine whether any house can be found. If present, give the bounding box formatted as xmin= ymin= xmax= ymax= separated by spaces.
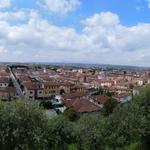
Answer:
xmin=63 ymin=99 xmax=100 ymax=113
xmin=0 ymin=77 xmax=9 ymax=88
xmin=113 ymin=93 xmax=132 ymax=103
xmin=0 ymin=87 xmax=16 ymax=100
xmin=91 ymin=79 xmax=114 ymax=89
xmin=62 ymin=92 xmax=88 ymax=101
xmin=72 ymin=84 xmax=86 ymax=93
xmin=137 ymin=78 xmax=144 ymax=86
xmin=23 ymin=82 xmax=44 ymax=99
xmin=23 ymin=81 xmax=75 ymax=100
xmin=0 ymin=68 xmax=9 ymax=77
xmin=90 ymin=94 xmax=110 ymax=107
xmin=43 ymin=82 xmax=74 ymax=96
xmin=103 ymin=86 xmax=132 ymax=95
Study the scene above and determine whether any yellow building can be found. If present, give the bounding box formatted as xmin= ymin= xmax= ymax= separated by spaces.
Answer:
xmin=42 ymin=82 xmax=74 ymax=97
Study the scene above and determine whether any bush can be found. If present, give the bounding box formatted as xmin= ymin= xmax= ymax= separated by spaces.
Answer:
xmin=39 ymin=101 xmax=53 ymax=109
xmin=0 ymin=86 xmax=150 ymax=150
xmin=64 ymin=107 xmax=80 ymax=122
xmin=101 ymin=99 xmax=118 ymax=116
xmin=0 ymin=100 xmax=49 ymax=150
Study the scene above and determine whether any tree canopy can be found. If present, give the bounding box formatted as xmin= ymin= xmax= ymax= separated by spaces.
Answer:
xmin=0 ymin=86 xmax=150 ymax=150
xmin=101 ymin=98 xmax=118 ymax=116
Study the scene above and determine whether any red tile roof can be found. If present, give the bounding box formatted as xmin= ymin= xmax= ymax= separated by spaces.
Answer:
xmin=0 ymin=77 xmax=9 ymax=83
xmin=23 ymin=82 xmax=42 ymax=90
xmin=0 ymin=87 xmax=16 ymax=93
xmin=64 ymin=99 xmax=100 ymax=113
xmin=62 ymin=92 xmax=87 ymax=100
xmin=91 ymin=94 xmax=110 ymax=104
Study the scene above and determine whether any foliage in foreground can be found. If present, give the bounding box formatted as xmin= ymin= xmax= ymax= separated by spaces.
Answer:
xmin=101 ymin=98 xmax=118 ymax=116
xmin=0 ymin=86 xmax=150 ymax=150
xmin=0 ymin=101 xmax=48 ymax=150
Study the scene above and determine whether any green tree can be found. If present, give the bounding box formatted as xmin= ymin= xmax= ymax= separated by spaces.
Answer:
xmin=39 ymin=101 xmax=53 ymax=109
xmin=64 ymin=107 xmax=80 ymax=122
xmin=101 ymin=99 xmax=118 ymax=116
xmin=74 ymin=114 xmax=105 ymax=150
xmin=0 ymin=86 xmax=150 ymax=150
xmin=92 ymin=89 xmax=104 ymax=96
xmin=0 ymin=100 xmax=49 ymax=150
xmin=102 ymin=86 xmax=150 ymax=150
xmin=106 ymin=91 xmax=115 ymax=97
xmin=125 ymin=142 xmax=141 ymax=150
xmin=67 ymin=144 xmax=79 ymax=150
xmin=46 ymin=116 xmax=76 ymax=150
xmin=135 ymin=87 xmax=150 ymax=150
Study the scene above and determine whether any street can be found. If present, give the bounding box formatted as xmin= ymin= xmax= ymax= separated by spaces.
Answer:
xmin=8 ymin=67 xmax=24 ymax=97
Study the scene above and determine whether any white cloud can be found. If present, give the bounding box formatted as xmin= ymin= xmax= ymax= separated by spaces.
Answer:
xmin=0 ymin=9 xmax=39 ymax=21
xmin=13 ymin=50 xmax=23 ymax=55
xmin=38 ymin=0 xmax=80 ymax=14
xmin=0 ymin=11 xmax=26 ymax=20
xmin=1 ymin=11 xmax=150 ymax=66
xmin=82 ymin=12 xmax=119 ymax=27
xmin=0 ymin=46 xmax=8 ymax=53
xmin=0 ymin=0 xmax=11 ymax=8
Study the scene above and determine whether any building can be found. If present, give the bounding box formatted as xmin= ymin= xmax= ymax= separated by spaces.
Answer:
xmin=90 ymin=94 xmax=111 ymax=107
xmin=0 ymin=77 xmax=9 ymax=88
xmin=113 ymin=93 xmax=132 ymax=103
xmin=63 ymin=99 xmax=100 ymax=113
xmin=23 ymin=81 xmax=74 ymax=100
xmin=0 ymin=87 xmax=16 ymax=100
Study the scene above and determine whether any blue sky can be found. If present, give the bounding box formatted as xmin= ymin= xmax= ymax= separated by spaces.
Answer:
xmin=12 ymin=0 xmax=150 ymax=27
xmin=0 ymin=0 xmax=150 ymax=66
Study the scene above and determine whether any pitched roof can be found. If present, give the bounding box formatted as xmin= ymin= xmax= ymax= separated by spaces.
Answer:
xmin=113 ymin=93 xmax=132 ymax=99
xmin=91 ymin=94 xmax=110 ymax=104
xmin=62 ymin=92 xmax=87 ymax=100
xmin=23 ymin=82 xmax=42 ymax=90
xmin=43 ymin=82 xmax=74 ymax=87
xmin=0 ymin=77 xmax=9 ymax=83
xmin=64 ymin=99 xmax=100 ymax=113
xmin=0 ymin=87 xmax=16 ymax=93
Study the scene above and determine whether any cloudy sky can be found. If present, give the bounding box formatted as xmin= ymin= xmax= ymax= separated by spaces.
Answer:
xmin=0 ymin=0 xmax=150 ymax=66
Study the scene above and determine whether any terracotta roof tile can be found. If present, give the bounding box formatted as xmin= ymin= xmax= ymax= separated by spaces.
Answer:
xmin=64 ymin=99 xmax=100 ymax=113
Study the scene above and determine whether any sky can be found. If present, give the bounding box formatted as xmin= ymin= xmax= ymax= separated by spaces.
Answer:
xmin=0 ymin=0 xmax=150 ymax=66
